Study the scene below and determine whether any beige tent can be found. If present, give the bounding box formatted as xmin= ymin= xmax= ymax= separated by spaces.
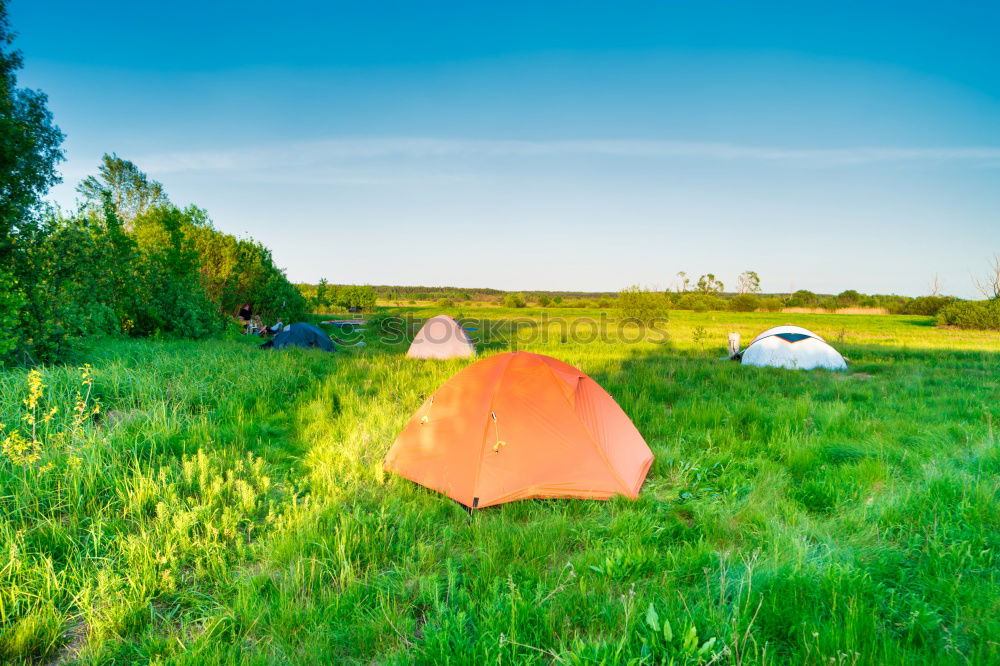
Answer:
xmin=407 ymin=315 xmax=475 ymax=359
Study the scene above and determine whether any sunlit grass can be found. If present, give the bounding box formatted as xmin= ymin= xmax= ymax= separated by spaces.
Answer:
xmin=0 ymin=310 xmax=997 ymax=664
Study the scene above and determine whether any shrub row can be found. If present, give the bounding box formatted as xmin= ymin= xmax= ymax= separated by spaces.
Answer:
xmin=936 ymin=299 xmax=1000 ymax=330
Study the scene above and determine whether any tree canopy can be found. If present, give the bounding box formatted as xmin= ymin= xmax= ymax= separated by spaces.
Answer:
xmin=77 ymin=153 xmax=169 ymax=228
xmin=0 ymin=0 xmax=64 ymax=359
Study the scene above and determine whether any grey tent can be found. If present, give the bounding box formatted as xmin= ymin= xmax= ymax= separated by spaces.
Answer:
xmin=261 ymin=322 xmax=336 ymax=352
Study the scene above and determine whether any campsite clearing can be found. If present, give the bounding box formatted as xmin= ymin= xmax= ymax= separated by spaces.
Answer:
xmin=0 ymin=308 xmax=998 ymax=664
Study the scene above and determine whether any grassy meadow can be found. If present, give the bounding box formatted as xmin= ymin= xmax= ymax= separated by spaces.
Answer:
xmin=1 ymin=307 xmax=998 ymax=664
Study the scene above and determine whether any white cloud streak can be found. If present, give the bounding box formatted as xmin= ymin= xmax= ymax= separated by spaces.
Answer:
xmin=135 ymin=137 xmax=1000 ymax=175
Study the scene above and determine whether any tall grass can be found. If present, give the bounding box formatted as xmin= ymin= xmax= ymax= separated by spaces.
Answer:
xmin=0 ymin=311 xmax=997 ymax=664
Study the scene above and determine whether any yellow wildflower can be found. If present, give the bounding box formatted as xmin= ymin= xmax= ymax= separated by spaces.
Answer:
xmin=2 ymin=432 xmax=41 ymax=466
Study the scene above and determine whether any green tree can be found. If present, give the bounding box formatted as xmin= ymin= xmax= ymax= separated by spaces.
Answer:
xmin=837 ymin=289 xmax=862 ymax=307
xmin=314 ymin=278 xmax=331 ymax=312
xmin=618 ymin=285 xmax=670 ymax=323
xmin=537 ymin=295 xmax=551 ymax=307
xmin=17 ymin=208 xmax=125 ymax=359
xmin=130 ymin=206 xmax=220 ymax=338
xmin=0 ymin=0 xmax=64 ymax=360
xmin=336 ymin=285 xmax=377 ymax=311
xmin=77 ymin=153 xmax=168 ymax=228
xmin=696 ymin=273 xmax=724 ymax=294
xmin=787 ymin=289 xmax=818 ymax=307
xmin=736 ymin=270 xmax=761 ymax=294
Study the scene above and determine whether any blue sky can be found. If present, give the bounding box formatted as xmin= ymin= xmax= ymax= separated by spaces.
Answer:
xmin=11 ymin=1 xmax=1000 ymax=296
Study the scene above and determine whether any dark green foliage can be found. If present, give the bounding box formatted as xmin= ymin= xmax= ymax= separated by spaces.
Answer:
xmin=936 ymin=299 xmax=1000 ymax=330
xmin=761 ymin=297 xmax=784 ymax=312
xmin=503 ymin=293 xmax=527 ymax=308
xmin=837 ymin=289 xmax=862 ymax=306
xmin=182 ymin=211 xmax=306 ymax=323
xmin=675 ymin=293 xmax=727 ymax=312
xmin=903 ymin=295 xmax=958 ymax=316
xmin=869 ymin=293 xmax=913 ymax=314
xmin=729 ymin=294 xmax=761 ymax=312
xmin=7 ymin=184 xmax=304 ymax=362
xmin=128 ymin=207 xmax=222 ymax=338
xmin=15 ymin=199 xmax=132 ymax=360
xmin=0 ymin=0 xmax=63 ymax=240
xmin=618 ymin=285 xmax=670 ymax=323
xmin=336 ymin=285 xmax=378 ymax=312
xmin=312 ymin=278 xmax=331 ymax=312
xmin=819 ymin=296 xmax=840 ymax=313
xmin=786 ymin=290 xmax=819 ymax=307
xmin=0 ymin=0 xmax=64 ymax=358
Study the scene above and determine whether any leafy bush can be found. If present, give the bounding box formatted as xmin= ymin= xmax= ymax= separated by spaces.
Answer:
xmin=786 ymin=290 xmax=819 ymax=308
xmin=675 ymin=294 xmax=726 ymax=312
xmin=761 ymin=297 xmax=784 ymax=312
xmin=837 ymin=289 xmax=862 ymax=307
xmin=618 ymin=286 xmax=670 ymax=324
xmin=7 ymin=188 xmax=304 ymax=362
xmin=903 ymin=295 xmax=958 ymax=316
xmin=162 ymin=207 xmax=305 ymax=323
xmin=936 ymin=299 xmax=1000 ymax=330
xmin=436 ymin=298 xmax=454 ymax=308
xmin=561 ymin=299 xmax=590 ymax=308
xmin=502 ymin=293 xmax=526 ymax=308
xmin=536 ymin=295 xmax=551 ymax=307
xmin=129 ymin=207 xmax=223 ymax=338
xmin=729 ymin=294 xmax=761 ymax=312
xmin=334 ymin=285 xmax=377 ymax=312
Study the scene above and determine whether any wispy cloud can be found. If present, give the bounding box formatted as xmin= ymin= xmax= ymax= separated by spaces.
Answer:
xmin=135 ymin=137 xmax=1000 ymax=176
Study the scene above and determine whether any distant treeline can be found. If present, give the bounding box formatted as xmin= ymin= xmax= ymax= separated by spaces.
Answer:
xmin=295 ymin=282 xmax=961 ymax=317
xmin=371 ymin=285 xmax=619 ymax=301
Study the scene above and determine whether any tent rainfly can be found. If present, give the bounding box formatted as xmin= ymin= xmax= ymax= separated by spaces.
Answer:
xmin=407 ymin=315 xmax=475 ymax=359
xmin=741 ymin=325 xmax=846 ymax=370
xmin=385 ymin=351 xmax=653 ymax=509
xmin=260 ymin=322 xmax=336 ymax=352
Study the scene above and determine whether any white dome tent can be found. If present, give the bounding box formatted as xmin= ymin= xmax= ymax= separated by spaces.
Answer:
xmin=741 ymin=325 xmax=847 ymax=370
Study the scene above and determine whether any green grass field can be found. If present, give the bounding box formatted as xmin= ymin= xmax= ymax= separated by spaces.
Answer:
xmin=1 ymin=308 xmax=998 ymax=664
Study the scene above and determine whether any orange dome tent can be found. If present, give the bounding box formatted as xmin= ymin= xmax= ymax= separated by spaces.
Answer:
xmin=384 ymin=352 xmax=653 ymax=509
xmin=407 ymin=315 xmax=475 ymax=359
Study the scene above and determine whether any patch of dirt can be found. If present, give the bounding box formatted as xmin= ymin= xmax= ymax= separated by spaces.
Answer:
xmin=48 ymin=621 xmax=87 ymax=666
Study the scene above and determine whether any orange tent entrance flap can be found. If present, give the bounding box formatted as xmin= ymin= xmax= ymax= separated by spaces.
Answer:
xmin=384 ymin=352 xmax=653 ymax=508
